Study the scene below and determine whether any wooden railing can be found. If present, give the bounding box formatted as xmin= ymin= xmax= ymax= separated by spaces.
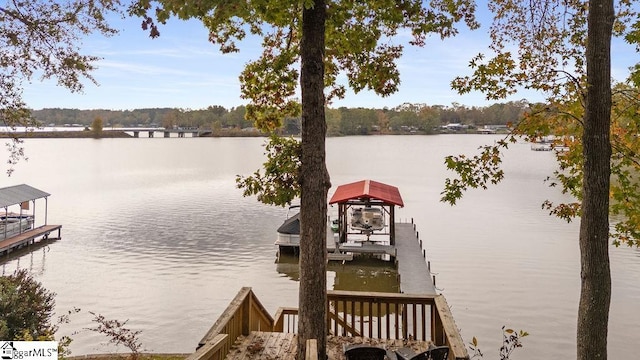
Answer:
xmin=188 ymin=288 xmax=468 ymax=360
xmin=325 ymin=290 xmax=468 ymax=360
xmin=188 ymin=287 xmax=274 ymax=360
xmin=273 ymin=306 xmax=299 ymax=333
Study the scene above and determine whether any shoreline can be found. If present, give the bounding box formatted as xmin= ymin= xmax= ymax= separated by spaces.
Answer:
xmin=0 ymin=131 xmax=132 ymax=138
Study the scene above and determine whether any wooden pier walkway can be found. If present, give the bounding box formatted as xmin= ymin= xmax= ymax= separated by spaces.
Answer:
xmin=0 ymin=225 xmax=62 ymax=256
xmin=394 ymin=222 xmax=437 ymax=295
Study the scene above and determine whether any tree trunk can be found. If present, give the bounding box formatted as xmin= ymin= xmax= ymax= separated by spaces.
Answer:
xmin=577 ymin=0 xmax=613 ymax=359
xmin=298 ymin=1 xmax=329 ymax=359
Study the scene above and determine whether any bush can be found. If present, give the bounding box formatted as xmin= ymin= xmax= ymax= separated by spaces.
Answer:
xmin=0 ymin=269 xmax=56 ymax=340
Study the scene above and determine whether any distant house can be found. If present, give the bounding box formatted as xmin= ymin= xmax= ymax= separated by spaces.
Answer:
xmin=441 ymin=123 xmax=467 ymax=132
xmin=477 ymin=126 xmax=496 ymax=134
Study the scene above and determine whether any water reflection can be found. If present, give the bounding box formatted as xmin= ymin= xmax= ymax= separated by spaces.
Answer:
xmin=275 ymin=254 xmax=399 ymax=293
xmin=1 ymin=241 xmax=55 ymax=276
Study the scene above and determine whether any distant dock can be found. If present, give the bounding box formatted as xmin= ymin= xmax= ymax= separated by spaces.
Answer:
xmin=0 ymin=225 xmax=61 ymax=256
xmin=0 ymin=184 xmax=61 ymax=257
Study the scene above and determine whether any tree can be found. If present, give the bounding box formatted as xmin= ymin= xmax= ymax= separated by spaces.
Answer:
xmin=0 ymin=269 xmax=56 ymax=340
xmin=297 ymin=3 xmax=330 ymax=353
xmin=442 ymin=1 xmax=636 ymax=358
xmin=0 ymin=0 xmax=121 ymax=174
xmin=92 ymin=116 xmax=104 ymax=137
xmin=162 ymin=109 xmax=179 ymax=129
xmin=131 ymin=1 xmax=478 ymax=357
xmin=326 ymin=107 xmax=342 ymax=136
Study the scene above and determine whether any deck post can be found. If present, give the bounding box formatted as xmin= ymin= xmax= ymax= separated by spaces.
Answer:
xmin=31 ymin=200 xmax=36 ymax=230
xmin=402 ymin=304 xmax=408 ymax=339
xmin=3 ymin=207 xmax=7 ymax=239
xmin=390 ymin=206 xmax=396 ymax=246
xmin=242 ymin=293 xmax=250 ymax=335
xmin=305 ymin=339 xmax=318 ymax=360
xmin=339 ymin=203 xmax=346 ymax=243
xmin=431 ymin=302 xmax=438 ymax=344
xmin=45 ymin=197 xmax=48 ymax=225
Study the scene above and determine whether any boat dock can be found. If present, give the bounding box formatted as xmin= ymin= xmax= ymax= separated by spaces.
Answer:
xmin=193 ymin=180 xmax=463 ymax=360
xmin=0 ymin=184 xmax=61 ymax=257
xmin=325 ymin=221 xmax=436 ymax=295
xmin=277 ymin=180 xmax=437 ymax=294
xmin=0 ymin=225 xmax=62 ymax=256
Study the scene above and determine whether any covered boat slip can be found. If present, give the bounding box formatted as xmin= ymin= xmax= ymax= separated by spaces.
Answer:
xmin=0 ymin=184 xmax=61 ymax=256
xmin=277 ymin=180 xmax=437 ymax=294
xmin=277 ymin=180 xmax=406 ymax=258
xmin=330 ymin=180 xmax=404 ymax=246
xmin=327 ymin=180 xmax=405 ymax=262
xmin=277 ymin=219 xmax=437 ymax=295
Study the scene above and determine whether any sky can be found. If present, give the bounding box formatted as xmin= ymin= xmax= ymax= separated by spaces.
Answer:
xmin=21 ymin=5 xmax=639 ymax=111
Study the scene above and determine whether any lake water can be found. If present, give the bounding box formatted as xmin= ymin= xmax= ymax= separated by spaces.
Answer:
xmin=0 ymin=135 xmax=637 ymax=359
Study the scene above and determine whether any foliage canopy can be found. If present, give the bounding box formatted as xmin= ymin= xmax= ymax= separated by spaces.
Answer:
xmin=443 ymin=0 xmax=640 ymax=247
xmin=0 ymin=269 xmax=56 ymax=340
xmin=442 ymin=1 xmax=625 ymax=359
xmin=0 ymin=0 xmax=121 ymax=174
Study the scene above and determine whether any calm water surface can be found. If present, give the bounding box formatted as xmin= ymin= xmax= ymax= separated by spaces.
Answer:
xmin=1 ymin=135 xmax=637 ymax=358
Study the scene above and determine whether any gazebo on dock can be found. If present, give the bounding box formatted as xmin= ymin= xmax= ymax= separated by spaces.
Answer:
xmin=329 ymin=179 xmax=404 ymax=245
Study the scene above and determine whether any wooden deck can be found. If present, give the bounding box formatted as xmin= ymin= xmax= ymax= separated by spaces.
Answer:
xmin=190 ymin=288 xmax=468 ymax=360
xmin=0 ymin=225 xmax=62 ymax=255
xmin=225 ymin=331 xmax=431 ymax=360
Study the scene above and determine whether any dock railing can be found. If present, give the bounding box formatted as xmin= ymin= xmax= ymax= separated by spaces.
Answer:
xmin=192 ymin=288 xmax=468 ymax=360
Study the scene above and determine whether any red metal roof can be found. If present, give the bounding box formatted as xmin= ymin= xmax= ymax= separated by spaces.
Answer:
xmin=329 ymin=180 xmax=404 ymax=207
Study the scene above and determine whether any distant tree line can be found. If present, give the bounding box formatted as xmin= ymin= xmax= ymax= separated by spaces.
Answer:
xmin=31 ymin=100 xmax=529 ymax=135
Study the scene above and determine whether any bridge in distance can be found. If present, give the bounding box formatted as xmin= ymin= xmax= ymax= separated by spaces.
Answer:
xmin=105 ymin=127 xmax=211 ymax=138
